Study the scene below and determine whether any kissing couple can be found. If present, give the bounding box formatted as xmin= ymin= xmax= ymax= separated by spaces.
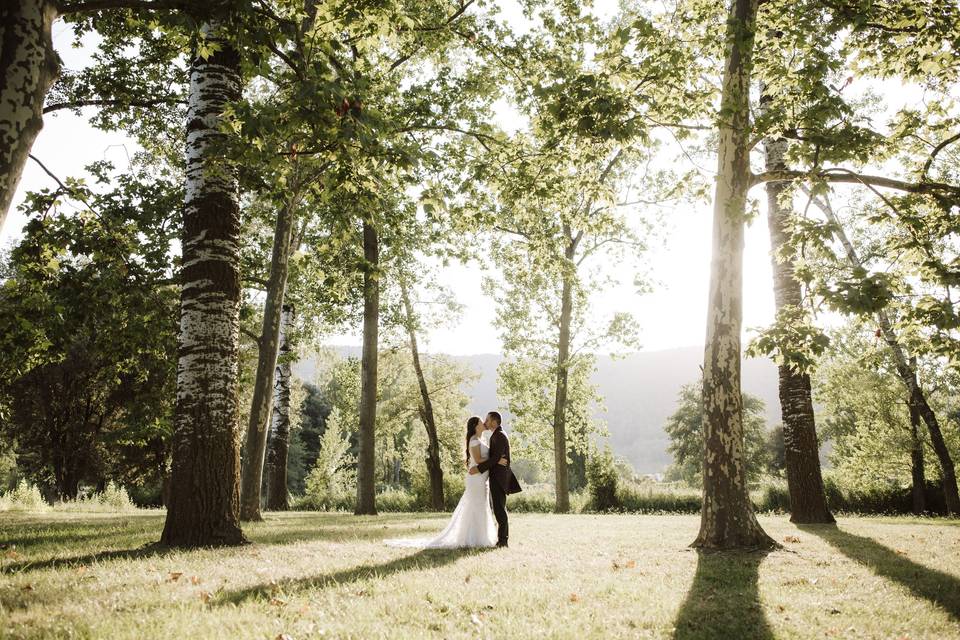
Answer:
xmin=386 ymin=411 xmax=522 ymax=549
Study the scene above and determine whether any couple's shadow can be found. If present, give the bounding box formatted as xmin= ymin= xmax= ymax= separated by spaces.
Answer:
xmin=215 ymin=546 xmax=493 ymax=606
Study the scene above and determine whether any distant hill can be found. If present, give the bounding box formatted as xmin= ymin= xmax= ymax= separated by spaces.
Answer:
xmin=294 ymin=346 xmax=782 ymax=474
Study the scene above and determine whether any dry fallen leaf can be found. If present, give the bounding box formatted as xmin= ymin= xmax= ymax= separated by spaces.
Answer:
xmin=784 ymin=535 xmax=801 ymax=544
xmin=22 ymin=584 xmax=33 ymax=591
xmin=190 ymin=575 xmax=201 ymax=585
xmin=198 ymin=591 xmax=211 ymax=603
xmin=625 ymin=560 xmax=636 ymax=569
xmin=569 ymin=593 xmax=580 ymax=603
xmin=464 ymin=574 xmax=470 ymax=583
xmin=275 ymin=635 xmax=294 ymax=640
xmin=270 ymin=597 xmax=288 ymax=608
xmin=167 ymin=572 xmax=183 ymax=582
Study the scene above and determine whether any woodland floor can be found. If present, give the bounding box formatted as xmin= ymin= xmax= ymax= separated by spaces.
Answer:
xmin=0 ymin=511 xmax=958 ymax=639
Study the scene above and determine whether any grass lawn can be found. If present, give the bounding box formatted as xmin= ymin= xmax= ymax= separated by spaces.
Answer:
xmin=1 ymin=511 xmax=959 ymax=639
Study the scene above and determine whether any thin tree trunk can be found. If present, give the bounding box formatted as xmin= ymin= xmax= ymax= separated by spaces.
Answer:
xmin=0 ymin=0 xmax=59 ymax=226
xmin=265 ymin=303 xmax=293 ymax=511
xmin=239 ymin=185 xmax=299 ymax=521
xmin=160 ymin=22 xmax=246 ymax=547
xmin=552 ymin=238 xmax=575 ymax=514
xmin=759 ymin=89 xmax=834 ymax=525
xmin=812 ymin=194 xmax=960 ymax=515
xmin=400 ymin=282 xmax=445 ymax=511
xmin=695 ymin=0 xmax=775 ymax=550
xmin=355 ymin=217 xmax=379 ymax=515
xmin=907 ymin=390 xmax=927 ymax=515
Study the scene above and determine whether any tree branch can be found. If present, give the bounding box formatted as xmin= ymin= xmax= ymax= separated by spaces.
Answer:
xmin=58 ymin=0 xmax=191 ymax=15
xmin=922 ymin=131 xmax=960 ymax=179
xmin=43 ymin=98 xmax=186 ymax=114
xmin=752 ymin=168 xmax=960 ymax=198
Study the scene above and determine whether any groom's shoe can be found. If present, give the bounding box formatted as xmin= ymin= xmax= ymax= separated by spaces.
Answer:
xmin=496 ymin=540 xmax=508 ymax=548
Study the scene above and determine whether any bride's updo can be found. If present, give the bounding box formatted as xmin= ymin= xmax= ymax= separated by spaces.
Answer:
xmin=465 ymin=416 xmax=481 ymax=463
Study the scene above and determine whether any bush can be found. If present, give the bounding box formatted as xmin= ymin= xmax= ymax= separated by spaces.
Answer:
xmin=0 ymin=480 xmax=47 ymax=511
xmin=586 ymin=449 xmax=620 ymax=511
xmin=617 ymin=481 xmax=701 ymax=514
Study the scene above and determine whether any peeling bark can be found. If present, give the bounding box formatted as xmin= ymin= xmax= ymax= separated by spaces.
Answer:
xmin=160 ymin=23 xmax=246 ymax=547
xmin=814 ymin=196 xmax=960 ymax=515
xmin=400 ymin=283 xmax=445 ymax=511
xmin=696 ymin=0 xmax=775 ymax=550
xmin=265 ymin=303 xmax=293 ymax=511
xmin=0 ymin=0 xmax=59 ymax=227
xmin=355 ymin=217 xmax=378 ymax=515
xmin=239 ymin=186 xmax=299 ymax=521
xmin=760 ymin=89 xmax=834 ymax=525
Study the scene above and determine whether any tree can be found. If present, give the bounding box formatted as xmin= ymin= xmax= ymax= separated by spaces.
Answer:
xmin=0 ymin=160 xmax=178 ymax=501
xmin=665 ymin=381 xmax=770 ymax=486
xmin=265 ymin=304 xmax=295 ymax=511
xmin=161 ymin=19 xmax=246 ymax=547
xmin=696 ymin=0 xmax=775 ymax=550
xmin=399 ymin=280 xmax=446 ymax=510
xmin=0 ymin=0 xmax=193 ymax=226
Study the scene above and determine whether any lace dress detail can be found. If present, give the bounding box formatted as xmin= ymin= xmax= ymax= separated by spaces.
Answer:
xmin=386 ymin=434 xmax=497 ymax=548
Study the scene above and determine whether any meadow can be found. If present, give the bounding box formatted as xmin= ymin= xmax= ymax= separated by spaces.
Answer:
xmin=2 ymin=511 xmax=959 ymax=639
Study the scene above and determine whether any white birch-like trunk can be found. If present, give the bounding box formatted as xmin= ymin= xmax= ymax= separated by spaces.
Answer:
xmin=695 ymin=0 xmax=775 ymax=550
xmin=160 ymin=21 xmax=246 ymax=547
xmin=266 ymin=303 xmax=293 ymax=511
xmin=0 ymin=0 xmax=59 ymax=227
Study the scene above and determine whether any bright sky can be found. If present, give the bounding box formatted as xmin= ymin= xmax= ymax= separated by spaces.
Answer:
xmin=11 ymin=8 xmax=889 ymax=359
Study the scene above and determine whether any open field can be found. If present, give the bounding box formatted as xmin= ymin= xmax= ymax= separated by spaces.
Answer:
xmin=1 ymin=512 xmax=959 ymax=639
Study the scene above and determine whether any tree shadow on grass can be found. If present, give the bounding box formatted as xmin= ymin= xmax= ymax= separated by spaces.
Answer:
xmin=800 ymin=524 xmax=960 ymax=622
xmin=1 ymin=542 xmax=173 ymax=575
xmin=215 ymin=546 xmax=494 ymax=606
xmin=672 ymin=550 xmax=774 ymax=640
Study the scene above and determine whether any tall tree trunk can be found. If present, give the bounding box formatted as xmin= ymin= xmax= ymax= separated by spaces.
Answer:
xmin=812 ymin=195 xmax=960 ymax=515
xmin=907 ymin=389 xmax=927 ymax=515
xmin=400 ymin=283 xmax=445 ymax=511
xmin=760 ymin=91 xmax=834 ymax=525
xmin=552 ymin=239 xmax=575 ymax=514
xmin=355 ymin=217 xmax=379 ymax=515
xmin=0 ymin=0 xmax=59 ymax=226
xmin=265 ymin=303 xmax=293 ymax=511
xmin=160 ymin=22 xmax=246 ymax=548
xmin=239 ymin=187 xmax=299 ymax=521
xmin=695 ymin=0 xmax=774 ymax=550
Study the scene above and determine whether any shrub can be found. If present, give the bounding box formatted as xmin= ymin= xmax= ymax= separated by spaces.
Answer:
xmin=0 ymin=480 xmax=47 ymax=511
xmin=586 ymin=449 xmax=620 ymax=511
xmin=617 ymin=481 xmax=701 ymax=513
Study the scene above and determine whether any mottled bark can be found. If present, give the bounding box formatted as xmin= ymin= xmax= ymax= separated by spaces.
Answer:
xmin=160 ymin=23 xmax=246 ymax=547
xmin=239 ymin=187 xmax=299 ymax=521
xmin=760 ymin=91 xmax=834 ymax=525
xmin=696 ymin=0 xmax=775 ymax=550
xmin=400 ymin=283 xmax=445 ymax=511
xmin=814 ymin=196 xmax=960 ymax=515
xmin=552 ymin=237 xmax=575 ymax=514
xmin=0 ymin=0 xmax=59 ymax=226
xmin=355 ymin=218 xmax=378 ymax=515
xmin=265 ymin=303 xmax=293 ymax=511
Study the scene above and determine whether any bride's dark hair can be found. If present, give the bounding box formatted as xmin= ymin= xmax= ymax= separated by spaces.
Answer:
xmin=465 ymin=416 xmax=481 ymax=463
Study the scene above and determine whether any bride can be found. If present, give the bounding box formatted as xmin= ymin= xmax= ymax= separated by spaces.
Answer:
xmin=386 ymin=416 xmax=501 ymax=548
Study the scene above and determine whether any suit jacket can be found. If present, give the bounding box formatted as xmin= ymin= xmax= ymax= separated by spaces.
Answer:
xmin=477 ymin=426 xmax=522 ymax=494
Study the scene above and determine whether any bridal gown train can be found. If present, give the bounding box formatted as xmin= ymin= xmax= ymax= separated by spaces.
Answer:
xmin=386 ymin=434 xmax=498 ymax=549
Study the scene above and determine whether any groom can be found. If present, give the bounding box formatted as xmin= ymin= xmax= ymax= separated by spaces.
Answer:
xmin=470 ymin=411 xmax=522 ymax=547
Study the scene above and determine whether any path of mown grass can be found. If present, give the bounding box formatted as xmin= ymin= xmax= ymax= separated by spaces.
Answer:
xmin=1 ymin=511 xmax=958 ymax=639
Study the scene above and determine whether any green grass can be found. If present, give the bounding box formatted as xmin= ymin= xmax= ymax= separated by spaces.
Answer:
xmin=1 ymin=512 xmax=959 ymax=639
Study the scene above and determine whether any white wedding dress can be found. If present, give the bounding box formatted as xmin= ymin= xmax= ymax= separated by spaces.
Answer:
xmin=386 ymin=434 xmax=498 ymax=549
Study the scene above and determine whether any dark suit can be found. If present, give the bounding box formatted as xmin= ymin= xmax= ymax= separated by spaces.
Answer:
xmin=477 ymin=426 xmax=522 ymax=546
